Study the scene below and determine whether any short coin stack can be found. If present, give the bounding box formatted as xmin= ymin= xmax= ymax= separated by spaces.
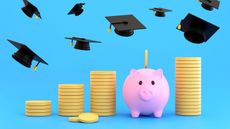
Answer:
xmin=25 ymin=100 xmax=51 ymax=116
xmin=58 ymin=84 xmax=84 ymax=116
xmin=175 ymin=57 xmax=201 ymax=116
xmin=90 ymin=71 xmax=116 ymax=116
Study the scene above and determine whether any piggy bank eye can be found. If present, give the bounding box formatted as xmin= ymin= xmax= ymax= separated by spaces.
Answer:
xmin=151 ymin=81 xmax=155 ymax=85
xmin=139 ymin=81 xmax=143 ymax=85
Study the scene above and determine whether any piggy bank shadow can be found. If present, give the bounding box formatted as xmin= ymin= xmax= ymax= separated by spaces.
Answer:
xmin=119 ymin=111 xmax=175 ymax=119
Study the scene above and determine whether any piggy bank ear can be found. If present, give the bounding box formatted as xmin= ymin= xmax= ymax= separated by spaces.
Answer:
xmin=154 ymin=69 xmax=163 ymax=78
xmin=130 ymin=69 xmax=139 ymax=76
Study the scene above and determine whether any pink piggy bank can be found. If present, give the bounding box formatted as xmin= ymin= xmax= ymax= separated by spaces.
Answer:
xmin=123 ymin=68 xmax=170 ymax=118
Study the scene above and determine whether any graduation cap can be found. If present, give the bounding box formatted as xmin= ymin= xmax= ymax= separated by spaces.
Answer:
xmin=105 ymin=15 xmax=146 ymax=37
xmin=65 ymin=37 xmax=101 ymax=51
xmin=176 ymin=13 xmax=219 ymax=44
xmin=198 ymin=0 xmax=220 ymax=11
xmin=149 ymin=8 xmax=172 ymax=17
xmin=7 ymin=39 xmax=48 ymax=70
xmin=68 ymin=3 xmax=85 ymax=16
xmin=21 ymin=0 xmax=41 ymax=19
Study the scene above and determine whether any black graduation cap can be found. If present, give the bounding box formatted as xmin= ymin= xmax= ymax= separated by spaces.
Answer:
xmin=68 ymin=3 xmax=85 ymax=16
xmin=176 ymin=13 xmax=219 ymax=44
xmin=65 ymin=37 xmax=101 ymax=51
xmin=105 ymin=14 xmax=146 ymax=37
xmin=7 ymin=39 xmax=48 ymax=70
xmin=149 ymin=8 xmax=172 ymax=17
xmin=21 ymin=0 xmax=41 ymax=19
xmin=199 ymin=0 xmax=220 ymax=11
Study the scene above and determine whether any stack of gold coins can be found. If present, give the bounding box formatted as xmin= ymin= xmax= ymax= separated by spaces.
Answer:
xmin=175 ymin=57 xmax=201 ymax=116
xmin=25 ymin=100 xmax=51 ymax=116
xmin=90 ymin=71 xmax=116 ymax=116
xmin=58 ymin=84 xmax=84 ymax=116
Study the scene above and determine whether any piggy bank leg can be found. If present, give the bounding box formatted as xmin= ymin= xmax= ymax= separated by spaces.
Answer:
xmin=131 ymin=110 xmax=140 ymax=118
xmin=153 ymin=110 xmax=163 ymax=118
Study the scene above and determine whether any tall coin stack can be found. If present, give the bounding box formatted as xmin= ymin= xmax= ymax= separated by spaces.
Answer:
xmin=25 ymin=100 xmax=51 ymax=116
xmin=175 ymin=57 xmax=201 ymax=116
xmin=90 ymin=71 xmax=116 ymax=116
xmin=58 ymin=84 xmax=84 ymax=116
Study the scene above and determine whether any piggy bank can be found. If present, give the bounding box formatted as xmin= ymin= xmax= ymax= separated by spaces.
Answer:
xmin=123 ymin=68 xmax=170 ymax=118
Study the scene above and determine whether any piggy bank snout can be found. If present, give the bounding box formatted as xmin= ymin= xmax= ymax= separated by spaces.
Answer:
xmin=139 ymin=87 xmax=155 ymax=101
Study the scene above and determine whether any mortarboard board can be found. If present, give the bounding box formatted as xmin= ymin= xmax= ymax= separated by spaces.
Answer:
xmin=198 ymin=0 xmax=220 ymax=11
xmin=65 ymin=37 xmax=101 ymax=51
xmin=68 ymin=3 xmax=85 ymax=16
xmin=7 ymin=39 xmax=48 ymax=71
xmin=105 ymin=14 xmax=146 ymax=37
xmin=149 ymin=8 xmax=172 ymax=17
xmin=21 ymin=0 xmax=41 ymax=19
xmin=176 ymin=13 xmax=219 ymax=44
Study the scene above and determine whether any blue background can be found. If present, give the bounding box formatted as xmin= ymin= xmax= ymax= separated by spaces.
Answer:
xmin=0 ymin=0 xmax=230 ymax=129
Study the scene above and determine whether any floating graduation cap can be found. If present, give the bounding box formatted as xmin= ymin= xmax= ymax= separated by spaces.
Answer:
xmin=198 ymin=0 xmax=220 ymax=11
xmin=7 ymin=39 xmax=48 ymax=71
xmin=106 ymin=15 xmax=146 ymax=37
xmin=65 ymin=37 xmax=101 ymax=51
xmin=177 ymin=13 xmax=219 ymax=44
xmin=68 ymin=3 xmax=85 ymax=16
xmin=149 ymin=8 xmax=172 ymax=17
xmin=21 ymin=0 xmax=41 ymax=19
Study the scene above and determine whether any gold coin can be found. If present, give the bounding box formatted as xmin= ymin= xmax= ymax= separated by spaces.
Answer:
xmin=59 ymin=98 xmax=84 ymax=102
xmin=176 ymin=74 xmax=201 ymax=77
xmin=176 ymin=67 xmax=201 ymax=70
xmin=78 ymin=113 xmax=99 ymax=123
xmin=69 ymin=117 xmax=80 ymax=122
xmin=176 ymin=85 xmax=201 ymax=88
xmin=58 ymin=92 xmax=84 ymax=96
xmin=90 ymin=99 xmax=115 ymax=103
xmin=91 ymin=95 xmax=116 ymax=99
xmin=90 ymin=78 xmax=116 ymax=81
xmin=90 ymin=86 xmax=116 ymax=90
xmin=59 ymin=109 xmax=84 ymax=113
xmin=176 ymin=91 xmax=201 ymax=94
xmin=176 ymin=71 xmax=201 ymax=74
xmin=176 ymin=112 xmax=201 ymax=116
xmin=25 ymin=112 xmax=51 ymax=116
xmin=176 ymin=57 xmax=201 ymax=60
xmin=176 ymin=64 xmax=200 ymax=68
xmin=90 ymin=89 xmax=116 ymax=93
xmin=59 ymin=106 xmax=84 ymax=110
xmin=90 ymin=81 xmax=116 ymax=85
xmin=90 ymin=75 xmax=116 ymax=79
xmin=26 ymin=100 xmax=51 ymax=106
xmin=59 ymin=112 xmax=82 ymax=116
xmin=91 ymin=112 xmax=116 ymax=116
xmin=59 ymin=96 xmax=84 ymax=99
xmin=91 ymin=92 xmax=116 ymax=96
xmin=26 ymin=106 xmax=51 ymax=110
xmin=176 ymin=77 xmax=201 ymax=81
xmin=26 ymin=110 xmax=51 ymax=113
xmin=176 ymin=102 xmax=201 ymax=106
xmin=91 ymin=71 xmax=116 ymax=74
xmin=58 ymin=102 xmax=84 ymax=106
xmin=90 ymin=104 xmax=115 ymax=109
xmin=176 ymin=88 xmax=201 ymax=92
xmin=176 ymin=108 xmax=201 ymax=112
xmin=59 ymin=84 xmax=84 ymax=89
xmin=176 ymin=81 xmax=201 ymax=85
xmin=90 ymin=102 xmax=115 ymax=106
xmin=176 ymin=98 xmax=201 ymax=101
xmin=176 ymin=106 xmax=201 ymax=109
xmin=176 ymin=96 xmax=201 ymax=99
xmin=58 ymin=89 xmax=84 ymax=93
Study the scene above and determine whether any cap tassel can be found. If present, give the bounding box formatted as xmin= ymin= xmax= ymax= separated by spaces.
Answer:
xmin=177 ymin=24 xmax=182 ymax=30
xmin=108 ymin=24 xmax=112 ymax=32
xmin=70 ymin=40 xmax=74 ymax=46
xmin=144 ymin=49 xmax=148 ymax=68
xmin=35 ymin=15 xmax=40 ymax=19
xmin=33 ymin=62 xmax=40 ymax=71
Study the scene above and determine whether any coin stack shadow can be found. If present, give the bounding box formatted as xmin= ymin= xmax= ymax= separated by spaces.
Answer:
xmin=25 ymin=100 xmax=51 ymax=116
xmin=175 ymin=57 xmax=201 ymax=116
xmin=58 ymin=84 xmax=84 ymax=116
xmin=90 ymin=71 xmax=116 ymax=116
